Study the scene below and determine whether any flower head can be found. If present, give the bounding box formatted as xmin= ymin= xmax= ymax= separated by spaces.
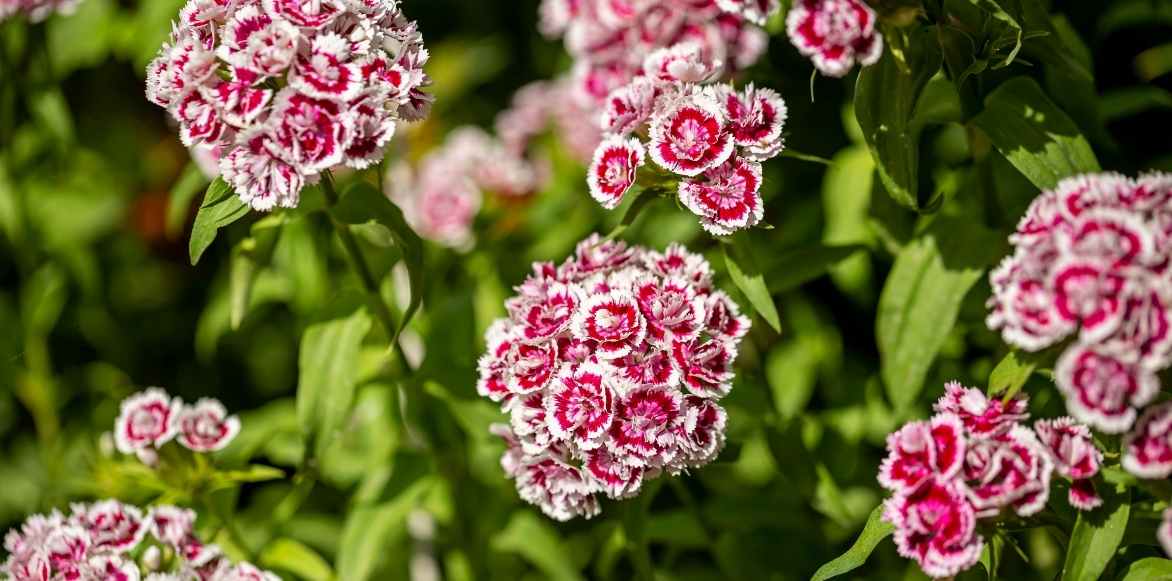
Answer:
xmin=1034 ymin=417 xmax=1103 ymax=510
xmin=478 ymin=236 xmax=750 ymax=519
xmin=1122 ymin=402 xmax=1172 ymax=479
xmin=114 ymin=388 xmax=182 ymax=454
xmin=176 ymin=398 xmax=242 ymax=452
xmin=786 ymin=0 xmax=883 ymax=77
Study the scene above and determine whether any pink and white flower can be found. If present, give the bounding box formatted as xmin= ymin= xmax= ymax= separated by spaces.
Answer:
xmin=176 ymin=398 xmax=242 ymax=452
xmin=572 ymin=292 xmax=648 ymax=359
xmin=933 ymin=381 xmax=1029 ymax=439
xmin=671 ymin=338 xmax=736 ymax=398
xmin=678 ymin=395 xmax=727 ymax=467
xmin=786 ymin=0 xmax=884 ymax=77
xmin=963 ymin=426 xmax=1053 ymax=518
xmin=678 ymin=155 xmax=764 ymax=235
xmin=610 ymin=386 xmax=684 ymax=465
xmin=707 ymin=83 xmax=786 ymax=161
xmin=221 ymin=129 xmax=306 ymax=211
xmin=601 ymin=78 xmax=660 ymax=136
xmin=583 ymin=446 xmax=645 ymax=498
xmin=1122 ymin=402 xmax=1172 ymax=479
xmin=884 ymin=478 xmax=983 ymax=579
xmin=210 ymin=562 xmax=281 ymax=581
xmin=546 ymin=363 xmax=620 ymax=449
xmin=878 ymin=413 xmax=966 ymax=494
xmin=1034 ymin=417 xmax=1103 ymax=510
xmin=634 ymin=275 xmax=706 ymax=347
xmin=648 ymin=94 xmax=734 ymax=177
xmin=261 ymin=0 xmax=344 ymax=29
xmin=514 ymin=455 xmax=601 ymax=522
xmin=69 ymin=501 xmax=147 ymax=552
xmin=643 ymin=42 xmax=716 ymax=83
xmin=114 ymin=388 xmax=182 ymax=454
xmin=1055 ymin=345 xmax=1159 ymax=434
xmin=715 ymin=0 xmax=779 ymax=25
xmin=587 ymin=137 xmax=645 ymax=209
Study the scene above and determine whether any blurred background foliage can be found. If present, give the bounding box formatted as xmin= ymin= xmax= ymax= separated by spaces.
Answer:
xmin=1 ymin=0 xmax=1172 ymax=579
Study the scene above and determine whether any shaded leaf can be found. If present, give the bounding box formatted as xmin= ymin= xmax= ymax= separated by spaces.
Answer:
xmin=765 ymin=244 xmax=867 ymax=294
xmin=1061 ymin=484 xmax=1131 ymax=581
xmin=810 ymin=505 xmax=894 ymax=581
xmin=987 ymin=350 xmax=1036 ymax=399
xmin=296 ymin=310 xmax=373 ymax=460
xmin=190 ymin=178 xmax=250 ymax=265
xmin=331 ymin=182 xmax=424 ymax=342
xmin=1118 ymin=557 xmax=1172 ymax=581
xmin=972 ymin=77 xmax=1100 ymax=190
xmin=724 ymin=235 xmax=781 ymax=333
xmin=337 ymin=478 xmax=433 ymax=581
xmin=492 ymin=511 xmax=585 ymax=581
xmin=260 ymin=538 xmax=335 ymax=581
xmin=855 ymin=26 xmax=943 ymax=211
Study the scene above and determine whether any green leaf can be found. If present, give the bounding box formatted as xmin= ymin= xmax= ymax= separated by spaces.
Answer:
xmin=492 ymin=511 xmax=585 ymax=581
xmin=337 ymin=478 xmax=433 ymax=581
xmin=331 ymin=182 xmax=424 ymax=342
xmin=229 ymin=216 xmax=285 ymax=329
xmin=765 ymin=244 xmax=867 ymax=294
xmin=206 ymin=464 xmax=286 ymax=492
xmin=1118 ymin=557 xmax=1172 ymax=581
xmin=260 ymin=538 xmax=335 ymax=581
xmin=723 ymin=234 xmax=781 ymax=333
xmin=968 ymin=0 xmax=1025 ymax=67
xmin=765 ymin=339 xmax=820 ymax=422
xmin=877 ymin=218 xmax=1003 ymax=410
xmin=987 ymin=350 xmax=1037 ymax=399
xmin=190 ymin=178 xmax=250 ymax=265
xmin=810 ymin=505 xmax=894 ymax=581
xmin=297 ymin=309 xmax=373 ymax=460
xmin=1061 ymin=484 xmax=1131 ymax=581
xmin=167 ymin=162 xmax=210 ymax=238
xmin=972 ymin=77 xmax=1101 ymax=190
xmin=854 ymin=26 xmax=943 ymax=211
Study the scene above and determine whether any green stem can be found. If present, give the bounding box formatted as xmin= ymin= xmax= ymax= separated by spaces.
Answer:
xmin=203 ymin=492 xmax=253 ymax=561
xmin=319 ymin=171 xmax=410 ymax=371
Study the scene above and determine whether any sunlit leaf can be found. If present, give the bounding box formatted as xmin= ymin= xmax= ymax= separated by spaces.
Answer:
xmin=723 ymin=234 xmax=781 ymax=333
xmin=190 ymin=178 xmax=250 ymax=265
xmin=810 ymin=505 xmax=894 ymax=581
xmin=337 ymin=478 xmax=433 ymax=581
xmin=493 ymin=511 xmax=585 ymax=581
xmin=297 ymin=309 xmax=372 ymax=460
xmin=1062 ymin=484 xmax=1131 ymax=581
xmin=260 ymin=538 xmax=335 ymax=581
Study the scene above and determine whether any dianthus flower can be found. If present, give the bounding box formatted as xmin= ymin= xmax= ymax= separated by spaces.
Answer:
xmin=588 ymin=68 xmax=787 ymax=235
xmin=146 ymin=0 xmax=431 ymax=211
xmin=1122 ymin=402 xmax=1172 ymax=480
xmin=506 ymin=1 xmax=776 ymax=164
xmin=115 ymin=387 xmax=241 ymax=463
xmin=0 ymin=0 xmax=79 ymax=22
xmin=2 ymin=501 xmax=278 ymax=580
xmin=786 ymin=0 xmax=884 ymax=77
xmin=480 ymin=235 xmax=750 ymax=520
xmin=878 ymin=382 xmax=1104 ymax=577
xmin=385 ymin=127 xmax=549 ymax=249
xmin=988 ymin=172 xmax=1172 ymax=435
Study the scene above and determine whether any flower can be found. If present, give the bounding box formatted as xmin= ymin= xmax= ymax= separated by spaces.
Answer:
xmin=176 ymin=398 xmax=242 ymax=452
xmin=1122 ymin=402 xmax=1172 ymax=479
xmin=478 ymin=235 xmax=750 ymax=519
xmin=878 ymin=414 xmax=966 ymax=494
xmin=964 ymin=426 xmax=1053 ymax=518
xmin=114 ymin=388 xmax=182 ymax=455
xmin=1034 ymin=417 xmax=1103 ymax=510
xmin=988 ymin=172 xmax=1172 ymax=433
xmin=648 ymin=93 xmax=735 ymax=177
xmin=786 ymin=0 xmax=884 ymax=77
xmin=677 ymin=155 xmax=764 ymax=235
xmin=933 ymin=381 xmax=1029 ymax=439
xmin=884 ymin=477 xmax=983 ymax=579
xmin=146 ymin=0 xmax=431 ymax=210
xmin=587 ymin=136 xmax=645 ymax=209
xmin=69 ymin=501 xmax=147 ymax=552
xmin=0 ymin=0 xmax=79 ymax=23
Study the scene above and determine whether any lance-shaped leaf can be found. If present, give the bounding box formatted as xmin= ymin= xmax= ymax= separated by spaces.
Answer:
xmin=973 ymin=77 xmax=1100 ymax=190
xmin=331 ymin=182 xmax=424 ymax=342
xmin=855 ymin=26 xmax=944 ymax=211
xmin=811 ymin=504 xmax=894 ymax=581
xmin=1062 ymin=484 xmax=1131 ymax=581
xmin=190 ymin=178 xmax=250 ymax=265
xmin=724 ymin=234 xmax=781 ymax=333
xmin=297 ymin=309 xmax=372 ymax=459
xmin=877 ymin=217 xmax=1004 ymax=410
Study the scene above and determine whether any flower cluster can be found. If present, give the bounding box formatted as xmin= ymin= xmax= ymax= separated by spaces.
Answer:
xmin=879 ymin=382 xmax=1103 ymax=578
xmin=2 ymin=501 xmax=276 ymax=580
xmin=0 ymin=0 xmax=78 ymax=22
xmin=145 ymin=0 xmax=431 ymax=211
xmin=385 ymin=127 xmax=549 ymax=249
xmin=785 ymin=0 xmax=884 ymax=77
xmin=115 ymin=388 xmax=240 ymax=465
xmin=987 ymin=172 xmax=1172 ymax=439
xmin=588 ymin=73 xmax=786 ymax=235
xmin=480 ymin=235 xmax=751 ymax=520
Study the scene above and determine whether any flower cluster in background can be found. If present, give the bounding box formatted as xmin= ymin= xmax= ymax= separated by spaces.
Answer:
xmin=2 ymin=501 xmax=276 ymax=580
xmin=0 ymin=0 xmax=78 ymax=22
xmin=988 ymin=172 xmax=1172 ymax=437
xmin=879 ymin=382 xmax=1104 ymax=578
xmin=479 ymin=235 xmax=751 ymax=520
xmin=588 ymin=72 xmax=786 ymax=235
xmin=785 ymin=0 xmax=884 ymax=77
xmin=115 ymin=388 xmax=241 ymax=466
xmin=145 ymin=0 xmax=431 ymax=211
xmin=385 ymin=127 xmax=549 ymax=249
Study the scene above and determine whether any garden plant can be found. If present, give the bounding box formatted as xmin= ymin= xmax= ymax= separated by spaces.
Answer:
xmin=1 ymin=0 xmax=1171 ymax=579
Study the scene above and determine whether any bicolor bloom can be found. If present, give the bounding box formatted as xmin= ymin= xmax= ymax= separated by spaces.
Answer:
xmin=68 ymin=501 xmax=147 ymax=552
xmin=933 ymin=381 xmax=1029 ymax=439
xmin=648 ymin=94 xmax=735 ymax=178
xmin=878 ymin=414 xmax=966 ymax=494
xmin=114 ymin=388 xmax=181 ymax=454
xmin=588 ymin=137 xmax=646 ymax=209
xmin=1122 ymin=402 xmax=1172 ymax=479
xmin=884 ymin=478 xmax=983 ymax=579
xmin=988 ymin=172 xmax=1172 ymax=434
xmin=678 ymin=155 xmax=764 ymax=235
xmin=477 ymin=236 xmax=749 ymax=519
xmin=963 ymin=426 xmax=1053 ymax=518
xmin=176 ymin=398 xmax=242 ymax=452
xmin=1033 ymin=417 xmax=1103 ymax=510
xmin=785 ymin=0 xmax=883 ymax=77
xmin=146 ymin=0 xmax=431 ymax=211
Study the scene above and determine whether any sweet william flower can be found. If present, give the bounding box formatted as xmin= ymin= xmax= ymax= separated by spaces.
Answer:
xmin=1033 ymin=417 xmax=1103 ymax=510
xmin=878 ymin=413 xmax=966 ymax=495
xmin=68 ymin=501 xmax=147 ymax=553
xmin=678 ymin=155 xmax=764 ymax=235
xmin=114 ymin=388 xmax=182 ymax=455
xmin=176 ymin=398 xmax=242 ymax=452
xmin=478 ymin=236 xmax=749 ymax=519
xmin=884 ymin=477 xmax=983 ymax=579
xmin=587 ymin=136 xmax=645 ymax=209
xmin=1054 ymin=345 xmax=1159 ymax=434
xmin=786 ymin=0 xmax=884 ymax=77
xmin=933 ymin=381 xmax=1029 ymax=439
xmin=648 ymin=94 xmax=735 ymax=178
xmin=1122 ymin=402 xmax=1172 ymax=479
